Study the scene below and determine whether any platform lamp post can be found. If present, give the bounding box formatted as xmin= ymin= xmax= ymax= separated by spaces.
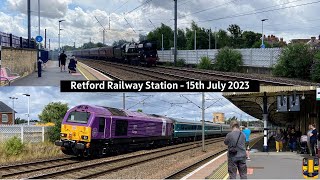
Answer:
xmin=9 ymin=97 xmax=18 ymax=125
xmin=261 ymin=19 xmax=268 ymax=48
xmin=23 ymin=94 xmax=30 ymax=125
xmin=58 ymin=20 xmax=65 ymax=52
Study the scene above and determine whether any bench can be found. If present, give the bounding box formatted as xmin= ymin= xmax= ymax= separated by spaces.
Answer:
xmin=0 ymin=67 xmax=20 ymax=85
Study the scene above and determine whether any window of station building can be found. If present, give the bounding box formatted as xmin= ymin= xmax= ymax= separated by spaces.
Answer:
xmin=115 ymin=120 xmax=128 ymax=136
xmin=2 ymin=114 xmax=8 ymax=123
xmin=98 ymin=117 xmax=105 ymax=133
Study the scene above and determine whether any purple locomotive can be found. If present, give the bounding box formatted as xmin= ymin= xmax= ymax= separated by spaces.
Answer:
xmin=55 ymin=105 xmax=173 ymax=157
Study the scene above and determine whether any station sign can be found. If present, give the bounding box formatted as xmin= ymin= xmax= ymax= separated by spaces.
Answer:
xmin=317 ymin=88 xmax=320 ymax=101
xmin=36 ymin=36 xmax=43 ymax=43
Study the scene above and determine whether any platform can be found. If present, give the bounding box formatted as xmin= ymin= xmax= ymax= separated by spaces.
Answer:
xmin=9 ymin=60 xmax=111 ymax=86
xmin=183 ymin=137 xmax=312 ymax=179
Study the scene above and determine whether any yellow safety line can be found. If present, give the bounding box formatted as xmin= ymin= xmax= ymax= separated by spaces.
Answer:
xmin=77 ymin=65 xmax=90 ymax=80
xmin=223 ymin=174 xmax=229 ymax=180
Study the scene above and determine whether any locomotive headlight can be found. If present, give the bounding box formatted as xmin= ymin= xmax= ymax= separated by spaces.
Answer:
xmin=81 ymin=136 xmax=89 ymax=140
xmin=61 ymin=133 xmax=67 ymax=137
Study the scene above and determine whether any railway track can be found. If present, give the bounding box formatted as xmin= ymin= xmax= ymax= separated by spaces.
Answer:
xmin=0 ymin=156 xmax=81 ymax=178
xmin=28 ymin=138 xmax=225 ymax=179
xmin=164 ymin=136 xmax=263 ymax=179
xmin=79 ymin=59 xmax=318 ymax=86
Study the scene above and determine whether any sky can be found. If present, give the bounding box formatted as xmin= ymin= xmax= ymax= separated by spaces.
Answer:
xmin=0 ymin=0 xmax=319 ymax=50
xmin=0 ymin=87 xmax=256 ymax=122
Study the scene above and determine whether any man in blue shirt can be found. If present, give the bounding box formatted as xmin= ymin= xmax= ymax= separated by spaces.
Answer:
xmin=242 ymin=125 xmax=251 ymax=160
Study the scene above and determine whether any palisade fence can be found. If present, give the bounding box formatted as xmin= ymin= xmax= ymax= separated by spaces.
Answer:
xmin=158 ymin=48 xmax=282 ymax=68
xmin=0 ymin=31 xmax=37 ymax=49
xmin=0 ymin=125 xmax=51 ymax=144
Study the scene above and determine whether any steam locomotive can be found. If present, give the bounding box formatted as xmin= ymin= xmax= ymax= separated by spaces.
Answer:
xmin=72 ymin=41 xmax=158 ymax=66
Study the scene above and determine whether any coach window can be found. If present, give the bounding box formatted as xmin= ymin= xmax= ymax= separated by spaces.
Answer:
xmin=2 ymin=114 xmax=8 ymax=123
xmin=98 ymin=117 xmax=105 ymax=133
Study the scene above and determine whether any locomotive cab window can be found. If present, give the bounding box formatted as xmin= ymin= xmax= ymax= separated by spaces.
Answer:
xmin=98 ymin=117 xmax=105 ymax=133
xmin=115 ymin=120 xmax=128 ymax=136
xmin=67 ymin=111 xmax=90 ymax=124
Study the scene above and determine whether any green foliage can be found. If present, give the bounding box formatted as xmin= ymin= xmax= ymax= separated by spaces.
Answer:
xmin=214 ymin=47 xmax=243 ymax=72
xmin=48 ymin=119 xmax=62 ymax=142
xmin=311 ymin=52 xmax=320 ymax=82
xmin=39 ymin=102 xmax=69 ymax=123
xmin=164 ymin=62 xmax=174 ymax=66
xmin=39 ymin=102 xmax=69 ymax=142
xmin=4 ymin=137 xmax=24 ymax=156
xmin=176 ymin=59 xmax=186 ymax=67
xmin=242 ymin=31 xmax=262 ymax=48
xmin=227 ymin=24 xmax=243 ymax=48
xmin=186 ymin=22 xmax=212 ymax=50
xmin=147 ymin=23 xmax=174 ymax=50
xmin=272 ymin=43 xmax=314 ymax=79
xmin=252 ymin=40 xmax=271 ymax=48
xmin=137 ymin=109 xmax=143 ymax=112
xmin=197 ymin=56 xmax=213 ymax=70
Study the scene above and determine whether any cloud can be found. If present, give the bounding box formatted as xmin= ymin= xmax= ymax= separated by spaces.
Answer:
xmin=2 ymin=0 xmax=320 ymax=51
xmin=7 ymin=0 xmax=71 ymax=19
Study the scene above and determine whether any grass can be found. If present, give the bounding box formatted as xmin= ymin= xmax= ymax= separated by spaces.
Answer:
xmin=0 ymin=142 xmax=63 ymax=164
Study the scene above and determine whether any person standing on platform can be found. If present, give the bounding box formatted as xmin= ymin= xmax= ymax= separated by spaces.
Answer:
xmin=242 ymin=125 xmax=251 ymax=160
xmin=275 ymin=129 xmax=284 ymax=152
xmin=224 ymin=120 xmax=247 ymax=179
xmin=307 ymin=125 xmax=313 ymax=155
xmin=310 ymin=124 xmax=318 ymax=156
xmin=288 ymin=128 xmax=297 ymax=152
xmin=59 ymin=50 xmax=67 ymax=72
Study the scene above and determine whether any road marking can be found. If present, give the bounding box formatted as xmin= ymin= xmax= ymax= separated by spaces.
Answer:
xmin=181 ymin=151 xmax=228 ymax=180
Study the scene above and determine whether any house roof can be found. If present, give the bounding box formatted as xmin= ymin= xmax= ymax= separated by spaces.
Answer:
xmin=0 ymin=101 xmax=15 ymax=113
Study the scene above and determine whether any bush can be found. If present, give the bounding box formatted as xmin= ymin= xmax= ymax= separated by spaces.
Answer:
xmin=197 ymin=56 xmax=213 ymax=70
xmin=311 ymin=52 xmax=320 ymax=82
xmin=176 ymin=59 xmax=186 ymax=67
xmin=214 ymin=47 xmax=243 ymax=72
xmin=273 ymin=43 xmax=314 ymax=79
xmin=4 ymin=136 xmax=24 ymax=156
xmin=48 ymin=119 xmax=62 ymax=142
xmin=164 ymin=62 xmax=174 ymax=66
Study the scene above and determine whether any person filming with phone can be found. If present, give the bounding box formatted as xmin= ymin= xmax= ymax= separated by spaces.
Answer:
xmin=224 ymin=120 xmax=247 ymax=179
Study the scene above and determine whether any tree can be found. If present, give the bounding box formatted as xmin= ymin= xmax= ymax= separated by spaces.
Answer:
xmin=177 ymin=29 xmax=187 ymax=50
xmin=39 ymin=102 xmax=69 ymax=142
xmin=242 ymin=31 xmax=261 ymax=48
xmin=147 ymin=23 xmax=174 ymax=50
xmin=96 ymin=42 xmax=106 ymax=47
xmin=227 ymin=24 xmax=243 ymax=48
xmin=112 ymin=39 xmax=130 ymax=46
xmin=39 ymin=102 xmax=69 ymax=123
xmin=216 ymin=29 xmax=231 ymax=49
xmin=273 ymin=43 xmax=314 ymax=79
xmin=185 ymin=21 xmax=211 ymax=50
xmin=252 ymin=40 xmax=271 ymax=48
xmin=137 ymin=109 xmax=143 ymax=112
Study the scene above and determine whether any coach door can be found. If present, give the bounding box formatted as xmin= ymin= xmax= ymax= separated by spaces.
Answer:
xmin=91 ymin=117 xmax=106 ymax=139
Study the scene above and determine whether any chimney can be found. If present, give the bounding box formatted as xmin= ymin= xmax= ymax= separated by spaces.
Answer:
xmin=311 ymin=37 xmax=316 ymax=42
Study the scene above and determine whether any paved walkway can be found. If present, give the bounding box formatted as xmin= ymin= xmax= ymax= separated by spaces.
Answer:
xmin=10 ymin=60 xmax=111 ymax=86
xmin=185 ymin=137 xmax=314 ymax=179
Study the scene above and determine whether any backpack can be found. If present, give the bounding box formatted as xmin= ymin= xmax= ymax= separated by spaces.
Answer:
xmin=229 ymin=132 xmax=241 ymax=155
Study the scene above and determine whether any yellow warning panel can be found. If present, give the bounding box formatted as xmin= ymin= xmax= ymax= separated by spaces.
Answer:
xmin=303 ymin=158 xmax=319 ymax=179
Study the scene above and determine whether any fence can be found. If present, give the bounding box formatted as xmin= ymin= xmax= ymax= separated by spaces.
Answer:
xmin=158 ymin=48 xmax=282 ymax=68
xmin=0 ymin=125 xmax=50 ymax=143
xmin=0 ymin=31 xmax=36 ymax=49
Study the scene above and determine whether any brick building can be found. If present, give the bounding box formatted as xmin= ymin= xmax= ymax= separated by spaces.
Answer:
xmin=213 ymin=112 xmax=225 ymax=124
xmin=0 ymin=101 xmax=15 ymax=125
